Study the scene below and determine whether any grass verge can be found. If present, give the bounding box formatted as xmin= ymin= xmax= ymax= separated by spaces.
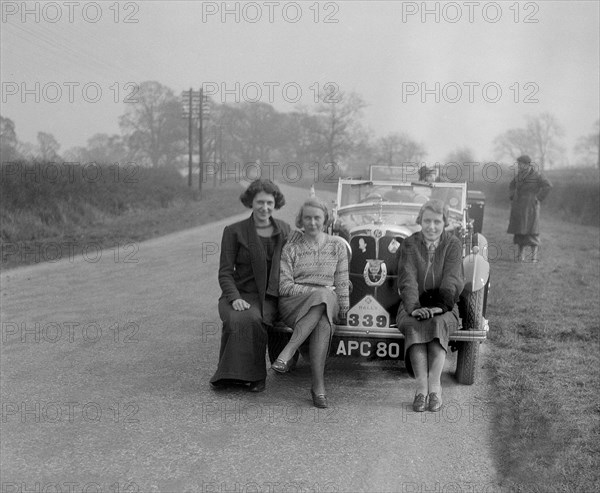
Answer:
xmin=482 ymin=206 xmax=599 ymax=492
xmin=1 ymin=175 xmax=246 ymax=270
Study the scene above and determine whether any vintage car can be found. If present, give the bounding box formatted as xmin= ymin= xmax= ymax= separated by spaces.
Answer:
xmin=269 ymin=168 xmax=490 ymax=385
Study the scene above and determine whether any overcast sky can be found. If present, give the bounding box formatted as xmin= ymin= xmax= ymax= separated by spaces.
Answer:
xmin=1 ymin=0 xmax=599 ymax=165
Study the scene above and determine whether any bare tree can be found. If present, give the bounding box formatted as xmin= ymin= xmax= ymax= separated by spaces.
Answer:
xmin=62 ymin=146 xmax=89 ymax=162
xmin=85 ymin=133 xmax=130 ymax=164
xmin=494 ymin=128 xmax=535 ymax=163
xmin=375 ymin=133 xmax=427 ymax=166
xmin=37 ymin=132 xmax=60 ymax=161
xmin=119 ymin=81 xmax=186 ymax=167
xmin=574 ymin=119 xmax=600 ymax=168
xmin=237 ymin=102 xmax=281 ymax=164
xmin=0 ymin=115 xmax=19 ymax=161
xmin=526 ymin=113 xmax=565 ymax=169
xmin=277 ymin=109 xmax=323 ymax=164
xmin=212 ymin=103 xmax=250 ymax=165
xmin=15 ymin=141 xmax=37 ymax=160
xmin=314 ymin=91 xmax=367 ymax=169
xmin=494 ymin=113 xmax=565 ymax=170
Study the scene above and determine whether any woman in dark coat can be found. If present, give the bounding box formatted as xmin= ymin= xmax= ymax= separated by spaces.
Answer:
xmin=210 ymin=179 xmax=291 ymax=392
xmin=507 ymin=155 xmax=552 ymax=262
xmin=396 ymin=200 xmax=464 ymax=412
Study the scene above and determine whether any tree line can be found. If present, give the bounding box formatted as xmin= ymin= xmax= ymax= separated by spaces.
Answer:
xmin=1 ymin=80 xmax=598 ymax=176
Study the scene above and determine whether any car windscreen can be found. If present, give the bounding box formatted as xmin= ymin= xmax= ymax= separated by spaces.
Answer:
xmin=339 ymin=182 xmax=465 ymax=212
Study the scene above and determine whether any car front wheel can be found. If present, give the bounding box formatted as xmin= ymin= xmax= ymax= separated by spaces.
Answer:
xmin=461 ymin=286 xmax=485 ymax=331
xmin=455 ymin=340 xmax=480 ymax=385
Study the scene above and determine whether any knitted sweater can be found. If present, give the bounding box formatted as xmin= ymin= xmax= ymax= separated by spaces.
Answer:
xmin=279 ymin=234 xmax=350 ymax=316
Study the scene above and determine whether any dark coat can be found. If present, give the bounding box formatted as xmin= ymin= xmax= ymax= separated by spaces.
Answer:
xmin=507 ymin=167 xmax=552 ymax=235
xmin=218 ymin=214 xmax=290 ymax=324
xmin=397 ymin=231 xmax=464 ymax=314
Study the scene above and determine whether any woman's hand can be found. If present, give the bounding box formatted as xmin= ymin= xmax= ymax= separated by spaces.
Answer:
xmin=411 ymin=307 xmax=442 ymax=320
xmin=232 ymin=299 xmax=251 ymax=311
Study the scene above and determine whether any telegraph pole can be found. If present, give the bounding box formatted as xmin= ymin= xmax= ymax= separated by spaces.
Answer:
xmin=219 ymin=124 xmax=223 ymax=185
xmin=181 ymin=88 xmax=200 ymax=188
xmin=187 ymin=89 xmax=193 ymax=187
xmin=198 ymin=87 xmax=203 ymax=196
xmin=212 ymin=126 xmax=218 ymax=188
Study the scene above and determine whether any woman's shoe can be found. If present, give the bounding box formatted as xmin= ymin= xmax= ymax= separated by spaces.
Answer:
xmin=412 ymin=393 xmax=428 ymax=412
xmin=210 ymin=379 xmax=231 ymax=390
xmin=311 ymin=389 xmax=328 ymax=409
xmin=248 ymin=379 xmax=266 ymax=393
xmin=271 ymin=358 xmax=291 ymax=374
xmin=428 ymin=392 xmax=443 ymax=412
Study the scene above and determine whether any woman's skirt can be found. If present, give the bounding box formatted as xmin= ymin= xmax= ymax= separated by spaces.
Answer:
xmin=278 ymin=288 xmax=338 ymax=328
xmin=210 ymin=292 xmax=268 ymax=385
xmin=513 ymin=234 xmax=540 ymax=247
xmin=396 ymin=305 xmax=460 ymax=377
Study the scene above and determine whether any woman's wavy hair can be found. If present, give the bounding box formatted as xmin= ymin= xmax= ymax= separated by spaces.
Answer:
xmin=416 ymin=199 xmax=450 ymax=227
xmin=239 ymin=179 xmax=286 ymax=209
xmin=295 ymin=196 xmax=330 ymax=229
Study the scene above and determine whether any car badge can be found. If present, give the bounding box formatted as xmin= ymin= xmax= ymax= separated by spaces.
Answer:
xmin=388 ymin=239 xmax=400 ymax=254
xmin=358 ymin=238 xmax=367 ymax=253
xmin=364 ymin=259 xmax=387 ymax=287
xmin=373 ymin=229 xmax=383 ymax=238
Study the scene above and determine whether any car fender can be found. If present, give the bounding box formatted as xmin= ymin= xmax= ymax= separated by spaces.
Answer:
xmin=462 ymin=253 xmax=489 ymax=292
xmin=474 ymin=233 xmax=488 ymax=262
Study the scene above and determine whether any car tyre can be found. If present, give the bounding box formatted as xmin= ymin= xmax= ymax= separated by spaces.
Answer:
xmin=455 ymin=340 xmax=480 ymax=385
xmin=461 ymin=287 xmax=485 ymax=331
xmin=455 ymin=287 xmax=485 ymax=384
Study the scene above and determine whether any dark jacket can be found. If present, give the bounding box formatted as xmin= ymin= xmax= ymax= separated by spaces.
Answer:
xmin=218 ymin=214 xmax=290 ymax=318
xmin=507 ymin=167 xmax=552 ymax=235
xmin=397 ymin=231 xmax=464 ymax=314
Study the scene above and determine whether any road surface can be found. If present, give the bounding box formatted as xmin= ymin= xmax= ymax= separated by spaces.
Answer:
xmin=1 ymin=183 xmax=500 ymax=493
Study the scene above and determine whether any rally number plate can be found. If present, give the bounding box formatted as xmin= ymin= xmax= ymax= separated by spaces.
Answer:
xmin=346 ymin=295 xmax=390 ymax=328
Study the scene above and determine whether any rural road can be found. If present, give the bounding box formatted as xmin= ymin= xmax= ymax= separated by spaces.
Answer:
xmin=1 ymin=182 xmax=501 ymax=493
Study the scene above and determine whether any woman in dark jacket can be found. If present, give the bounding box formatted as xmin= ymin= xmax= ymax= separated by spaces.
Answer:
xmin=507 ymin=155 xmax=552 ymax=262
xmin=396 ymin=200 xmax=464 ymax=412
xmin=210 ymin=179 xmax=291 ymax=392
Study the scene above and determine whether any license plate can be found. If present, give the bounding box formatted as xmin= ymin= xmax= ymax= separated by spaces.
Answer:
xmin=331 ymin=338 xmax=403 ymax=359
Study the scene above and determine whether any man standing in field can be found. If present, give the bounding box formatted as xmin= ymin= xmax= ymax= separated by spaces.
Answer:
xmin=507 ymin=155 xmax=553 ymax=262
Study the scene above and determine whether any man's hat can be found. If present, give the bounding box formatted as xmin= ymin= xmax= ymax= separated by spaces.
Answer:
xmin=517 ymin=155 xmax=532 ymax=164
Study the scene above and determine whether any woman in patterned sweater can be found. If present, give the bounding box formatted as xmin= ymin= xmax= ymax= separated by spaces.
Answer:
xmin=271 ymin=197 xmax=349 ymax=409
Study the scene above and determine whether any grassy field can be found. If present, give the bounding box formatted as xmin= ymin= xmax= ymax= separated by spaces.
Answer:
xmin=482 ymin=205 xmax=599 ymax=492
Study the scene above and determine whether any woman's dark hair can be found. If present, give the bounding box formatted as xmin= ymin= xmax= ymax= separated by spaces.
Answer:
xmin=239 ymin=179 xmax=286 ymax=209
xmin=416 ymin=199 xmax=450 ymax=227
xmin=295 ymin=196 xmax=330 ymax=229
